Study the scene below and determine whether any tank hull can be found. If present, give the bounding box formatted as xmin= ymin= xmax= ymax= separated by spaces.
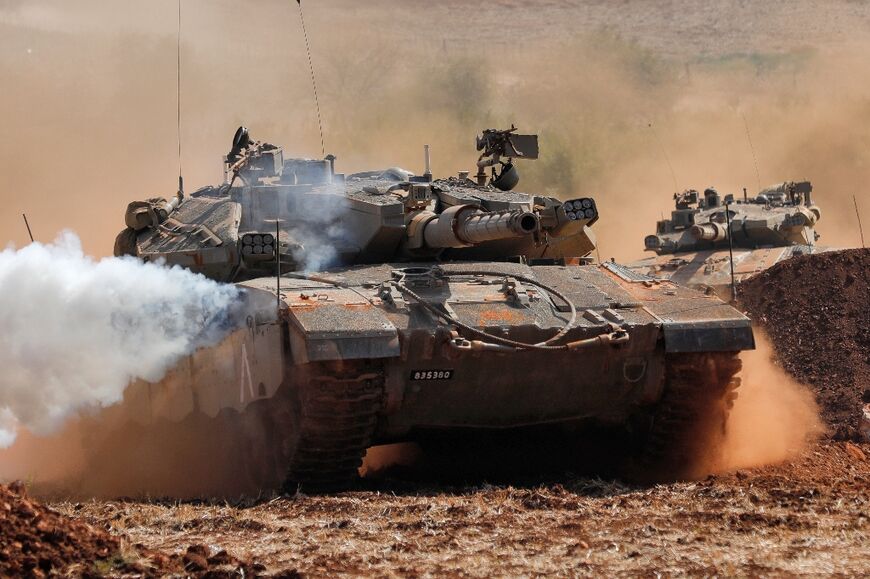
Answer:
xmin=628 ymin=245 xmax=835 ymax=300
xmin=115 ymin=261 xmax=752 ymax=488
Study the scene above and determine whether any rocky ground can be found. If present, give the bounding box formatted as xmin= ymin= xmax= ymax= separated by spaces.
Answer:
xmin=0 ymin=481 xmax=275 ymax=578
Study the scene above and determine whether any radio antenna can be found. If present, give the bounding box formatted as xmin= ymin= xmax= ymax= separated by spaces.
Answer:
xmin=176 ymin=0 xmax=184 ymax=196
xmin=22 ymin=213 xmax=34 ymax=243
xmin=741 ymin=112 xmax=761 ymax=192
xmin=725 ymin=200 xmax=737 ymax=304
xmin=295 ymin=0 xmax=325 ymax=157
xmin=854 ymin=194 xmax=866 ymax=248
xmin=647 ymin=122 xmax=679 ymax=192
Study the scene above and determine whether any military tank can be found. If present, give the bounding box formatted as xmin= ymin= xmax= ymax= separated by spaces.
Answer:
xmin=110 ymin=126 xmax=754 ymax=490
xmin=630 ymin=184 xmax=830 ymax=299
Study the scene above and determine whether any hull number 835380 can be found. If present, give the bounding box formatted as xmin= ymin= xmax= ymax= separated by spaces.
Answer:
xmin=410 ymin=369 xmax=454 ymax=381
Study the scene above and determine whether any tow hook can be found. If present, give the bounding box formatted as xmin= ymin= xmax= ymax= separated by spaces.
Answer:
xmin=566 ymin=328 xmax=630 ymax=351
xmin=447 ymin=335 xmax=515 ymax=353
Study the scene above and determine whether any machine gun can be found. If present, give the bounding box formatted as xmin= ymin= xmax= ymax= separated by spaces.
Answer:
xmin=475 ymin=125 xmax=539 ymax=191
xmin=224 ymin=126 xmax=285 ymax=186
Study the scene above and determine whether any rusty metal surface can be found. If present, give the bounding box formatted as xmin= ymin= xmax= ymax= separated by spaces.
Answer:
xmin=250 ymin=262 xmax=750 ymax=360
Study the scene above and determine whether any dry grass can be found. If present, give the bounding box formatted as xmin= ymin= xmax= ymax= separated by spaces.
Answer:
xmin=51 ymin=442 xmax=869 ymax=577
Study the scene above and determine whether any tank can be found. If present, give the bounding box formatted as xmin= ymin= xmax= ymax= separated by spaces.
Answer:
xmin=628 ymin=185 xmax=832 ymax=299
xmin=109 ymin=127 xmax=755 ymax=490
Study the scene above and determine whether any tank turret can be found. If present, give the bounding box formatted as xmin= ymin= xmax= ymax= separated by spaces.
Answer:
xmin=115 ymin=126 xmax=599 ymax=280
xmin=644 ymin=181 xmax=822 ymax=255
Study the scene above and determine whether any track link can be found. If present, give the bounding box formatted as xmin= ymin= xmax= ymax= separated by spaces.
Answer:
xmin=638 ymin=351 xmax=742 ymax=480
xmin=285 ymin=363 xmax=385 ymax=490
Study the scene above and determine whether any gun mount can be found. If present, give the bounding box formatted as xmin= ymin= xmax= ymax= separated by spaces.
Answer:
xmin=475 ymin=125 xmax=539 ymax=191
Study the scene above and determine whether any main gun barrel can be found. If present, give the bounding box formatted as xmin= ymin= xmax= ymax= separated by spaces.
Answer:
xmin=418 ymin=205 xmax=540 ymax=249
xmin=454 ymin=210 xmax=539 ymax=244
xmin=689 ymin=222 xmax=728 ymax=242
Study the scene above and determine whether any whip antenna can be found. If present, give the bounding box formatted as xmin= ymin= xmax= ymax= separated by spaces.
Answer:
xmin=176 ymin=0 xmax=184 ymax=196
xmin=22 ymin=213 xmax=34 ymax=243
xmin=295 ymin=0 xmax=325 ymax=157
xmin=741 ymin=112 xmax=761 ymax=192
xmin=725 ymin=201 xmax=737 ymax=304
xmin=854 ymin=194 xmax=866 ymax=248
xmin=647 ymin=122 xmax=679 ymax=192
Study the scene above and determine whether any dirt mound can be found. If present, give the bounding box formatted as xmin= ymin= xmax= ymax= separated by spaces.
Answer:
xmin=0 ymin=480 xmax=128 ymax=577
xmin=0 ymin=481 xmax=276 ymax=577
xmin=739 ymin=248 xmax=870 ymax=438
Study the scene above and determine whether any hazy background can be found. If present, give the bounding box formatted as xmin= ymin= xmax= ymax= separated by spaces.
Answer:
xmin=2 ymin=0 xmax=869 ymax=261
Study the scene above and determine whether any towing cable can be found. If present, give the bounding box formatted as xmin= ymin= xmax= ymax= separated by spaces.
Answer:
xmin=286 ymin=267 xmax=629 ymax=352
xmin=390 ymin=268 xmax=629 ymax=352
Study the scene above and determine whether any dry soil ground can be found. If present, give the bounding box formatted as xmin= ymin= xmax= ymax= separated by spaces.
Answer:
xmin=48 ymin=442 xmax=869 ymax=577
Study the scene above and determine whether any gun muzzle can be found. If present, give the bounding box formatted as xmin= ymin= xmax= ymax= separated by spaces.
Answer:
xmin=644 ymin=235 xmax=663 ymax=249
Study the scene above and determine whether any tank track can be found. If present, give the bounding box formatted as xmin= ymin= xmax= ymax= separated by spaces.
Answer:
xmin=285 ymin=362 xmax=385 ymax=490
xmin=638 ymin=351 xmax=742 ymax=480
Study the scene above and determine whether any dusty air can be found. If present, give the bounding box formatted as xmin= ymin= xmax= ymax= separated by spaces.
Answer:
xmin=0 ymin=1 xmax=868 ymax=576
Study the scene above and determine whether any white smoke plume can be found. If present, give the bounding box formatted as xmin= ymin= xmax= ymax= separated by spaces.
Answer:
xmin=0 ymin=231 xmax=242 ymax=447
xmin=288 ymin=210 xmax=348 ymax=272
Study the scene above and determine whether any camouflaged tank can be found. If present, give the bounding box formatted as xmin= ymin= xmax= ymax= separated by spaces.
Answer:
xmin=112 ymin=127 xmax=754 ymax=490
xmin=629 ymin=184 xmax=830 ymax=299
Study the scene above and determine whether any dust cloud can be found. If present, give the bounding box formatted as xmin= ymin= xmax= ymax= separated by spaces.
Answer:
xmin=0 ymin=412 xmax=259 ymax=499
xmin=720 ymin=332 xmax=824 ymax=471
xmin=2 ymin=1 xmax=868 ymax=260
xmin=0 ymin=232 xmax=242 ymax=448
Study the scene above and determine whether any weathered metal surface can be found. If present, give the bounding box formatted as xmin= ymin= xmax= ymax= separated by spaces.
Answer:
xmin=631 ymin=245 xmax=831 ymax=292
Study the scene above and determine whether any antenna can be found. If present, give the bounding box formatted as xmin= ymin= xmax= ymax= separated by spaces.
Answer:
xmin=176 ymin=0 xmax=184 ymax=196
xmin=295 ymin=0 xmax=326 ymax=157
xmin=725 ymin=201 xmax=737 ymax=304
xmin=647 ymin=122 xmax=679 ymax=192
xmin=21 ymin=213 xmax=34 ymax=243
xmin=741 ymin=112 xmax=761 ymax=192
xmin=276 ymin=219 xmax=281 ymax=315
xmin=854 ymin=194 xmax=866 ymax=248
xmin=266 ymin=219 xmax=285 ymax=316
